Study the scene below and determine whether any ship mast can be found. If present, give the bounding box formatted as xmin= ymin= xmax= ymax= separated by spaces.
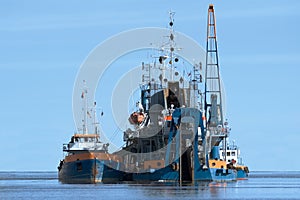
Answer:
xmin=204 ymin=4 xmax=224 ymax=128
xmin=81 ymin=80 xmax=88 ymax=134
xmin=169 ymin=11 xmax=175 ymax=81
xmin=80 ymin=80 xmax=101 ymax=135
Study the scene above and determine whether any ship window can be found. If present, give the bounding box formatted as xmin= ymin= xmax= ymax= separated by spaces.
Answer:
xmin=212 ymin=162 xmax=216 ymax=166
xmin=227 ymin=152 xmax=230 ymax=156
xmin=151 ymin=140 xmax=157 ymax=151
xmin=216 ymin=169 xmax=223 ymax=176
xmin=76 ymin=162 xmax=82 ymax=171
xmin=130 ymin=156 xmax=136 ymax=164
xmin=231 ymin=152 xmax=236 ymax=156
xmin=157 ymin=162 xmax=161 ymax=166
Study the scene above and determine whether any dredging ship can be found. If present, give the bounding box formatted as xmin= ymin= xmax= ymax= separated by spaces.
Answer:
xmin=57 ymin=84 xmax=123 ymax=184
xmin=115 ymin=4 xmax=249 ymax=183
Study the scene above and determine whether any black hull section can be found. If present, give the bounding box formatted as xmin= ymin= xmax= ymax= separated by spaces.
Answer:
xmin=58 ymin=159 xmax=124 ymax=184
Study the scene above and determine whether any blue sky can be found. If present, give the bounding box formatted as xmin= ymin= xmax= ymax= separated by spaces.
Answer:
xmin=0 ymin=0 xmax=300 ymax=171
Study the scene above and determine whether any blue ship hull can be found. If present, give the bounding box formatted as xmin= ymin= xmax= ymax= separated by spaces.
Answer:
xmin=207 ymin=168 xmax=237 ymax=182
xmin=130 ymin=166 xmax=179 ymax=182
xmin=58 ymin=159 xmax=124 ymax=184
xmin=237 ymin=169 xmax=248 ymax=180
xmin=125 ymin=166 xmax=237 ymax=182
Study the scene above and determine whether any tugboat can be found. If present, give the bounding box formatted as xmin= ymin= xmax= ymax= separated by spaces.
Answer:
xmin=115 ymin=5 xmax=246 ymax=183
xmin=219 ymin=140 xmax=249 ymax=179
xmin=58 ymin=82 xmax=124 ymax=184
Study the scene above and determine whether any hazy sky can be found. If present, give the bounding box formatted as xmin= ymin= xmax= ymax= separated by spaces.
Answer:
xmin=1 ymin=0 xmax=300 ymax=171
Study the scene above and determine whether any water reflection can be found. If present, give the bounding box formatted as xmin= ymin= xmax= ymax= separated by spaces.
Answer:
xmin=1 ymin=172 xmax=300 ymax=199
xmin=127 ymin=181 xmax=229 ymax=199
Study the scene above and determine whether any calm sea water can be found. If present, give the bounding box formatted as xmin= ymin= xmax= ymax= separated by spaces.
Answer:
xmin=0 ymin=171 xmax=299 ymax=200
